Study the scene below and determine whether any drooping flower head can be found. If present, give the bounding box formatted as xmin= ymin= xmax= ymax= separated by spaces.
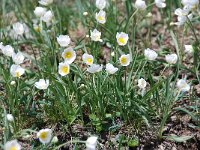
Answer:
xmin=96 ymin=0 xmax=106 ymax=10
xmin=35 ymin=79 xmax=49 ymax=90
xmin=105 ymin=63 xmax=118 ymax=74
xmin=165 ymin=54 xmax=178 ymax=64
xmin=57 ymin=35 xmax=71 ymax=47
xmin=12 ymin=52 xmax=25 ymax=65
xmin=87 ymin=64 xmax=102 ymax=73
xmin=144 ymin=48 xmax=158 ymax=61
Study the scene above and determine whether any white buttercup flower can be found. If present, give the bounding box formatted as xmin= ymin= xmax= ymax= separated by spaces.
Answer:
xmin=177 ymin=79 xmax=190 ymax=92
xmin=37 ymin=128 xmax=52 ymax=144
xmin=119 ymin=54 xmax=131 ymax=66
xmin=155 ymin=0 xmax=166 ymax=8
xmin=82 ymin=53 xmax=94 ymax=65
xmin=34 ymin=7 xmax=47 ymax=18
xmin=39 ymin=0 xmax=53 ymax=6
xmin=181 ymin=0 xmax=199 ymax=8
xmin=57 ymin=35 xmax=71 ymax=47
xmin=165 ymin=54 xmax=178 ymax=64
xmin=58 ymin=62 xmax=70 ymax=76
xmin=106 ymin=63 xmax=118 ymax=74
xmin=90 ymin=29 xmax=102 ymax=42
xmin=86 ymin=136 xmax=98 ymax=150
xmin=35 ymin=79 xmax=49 ymax=90
xmin=144 ymin=48 xmax=158 ymax=61
xmin=12 ymin=52 xmax=25 ymax=65
xmin=96 ymin=10 xmax=106 ymax=24
xmin=96 ymin=0 xmax=106 ymax=10
xmin=4 ymin=140 xmax=21 ymax=150
xmin=116 ymin=32 xmax=129 ymax=46
xmin=184 ymin=45 xmax=193 ymax=53
xmin=175 ymin=14 xmax=192 ymax=26
xmin=138 ymin=78 xmax=147 ymax=89
xmin=62 ymin=47 xmax=76 ymax=64
xmin=174 ymin=7 xmax=192 ymax=26
xmin=10 ymin=64 xmax=25 ymax=78
xmin=2 ymin=45 xmax=14 ymax=57
xmin=13 ymin=22 xmax=24 ymax=35
xmin=7 ymin=114 xmax=14 ymax=122
xmin=41 ymin=10 xmax=53 ymax=23
xmin=135 ymin=0 xmax=146 ymax=10
xmin=87 ymin=64 xmax=102 ymax=73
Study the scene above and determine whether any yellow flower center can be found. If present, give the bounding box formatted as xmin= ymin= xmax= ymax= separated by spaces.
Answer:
xmin=16 ymin=71 xmax=20 ymax=78
xmin=39 ymin=131 xmax=48 ymax=140
xmin=118 ymin=37 xmax=125 ymax=45
xmin=10 ymin=146 xmax=17 ymax=150
xmin=120 ymin=57 xmax=127 ymax=64
xmin=64 ymin=51 xmax=72 ymax=59
xmin=61 ymin=66 xmax=69 ymax=74
xmin=34 ymin=26 xmax=40 ymax=32
xmin=86 ymin=58 xmax=93 ymax=65
xmin=97 ymin=16 xmax=104 ymax=21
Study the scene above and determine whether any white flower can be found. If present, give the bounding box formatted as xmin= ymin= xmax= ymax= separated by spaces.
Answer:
xmin=174 ymin=7 xmax=193 ymax=26
xmin=175 ymin=14 xmax=192 ymax=26
xmin=57 ymin=35 xmax=71 ymax=47
xmin=10 ymin=64 xmax=25 ymax=78
xmin=181 ymin=0 xmax=199 ymax=8
xmin=155 ymin=0 xmax=166 ymax=8
xmin=116 ymin=32 xmax=129 ymax=46
xmin=135 ymin=0 xmax=146 ymax=10
xmin=82 ymin=53 xmax=94 ymax=65
xmin=2 ymin=45 xmax=14 ymax=57
xmin=177 ymin=79 xmax=190 ymax=92
xmin=144 ymin=48 xmax=158 ymax=61
xmin=119 ymin=54 xmax=131 ymax=66
xmin=39 ymin=0 xmax=53 ymax=6
xmin=12 ymin=52 xmax=25 ymax=65
xmin=86 ymin=136 xmax=98 ymax=150
xmin=35 ymin=79 xmax=49 ymax=90
xmin=7 ymin=114 xmax=14 ymax=122
xmin=37 ymin=128 xmax=52 ymax=144
xmin=138 ymin=78 xmax=147 ymax=89
xmin=41 ymin=10 xmax=53 ymax=23
xmin=165 ymin=54 xmax=178 ymax=64
xmin=90 ymin=29 xmax=102 ymax=42
xmin=184 ymin=45 xmax=193 ymax=53
xmin=61 ymin=47 xmax=76 ymax=64
xmin=106 ymin=63 xmax=118 ymax=74
xmin=87 ymin=64 xmax=102 ymax=73
xmin=34 ymin=7 xmax=47 ymax=18
xmin=13 ymin=22 xmax=24 ymax=35
xmin=4 ymin=140 xmax=21 ymax=150
xmin=58 ymin=62 xmax=70 ymax=76
xmin=96 ymin=0 xmax=106 ymax=10
xmin=96 ymin=10 xmax=106 ymax=24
